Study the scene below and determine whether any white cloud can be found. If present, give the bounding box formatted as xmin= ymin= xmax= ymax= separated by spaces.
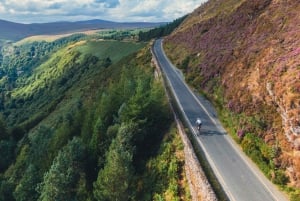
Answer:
xmin=163 ymin=0 xmax=201 ymax=19
xmin=0 ymin=0 xmax=207 ymax=23
xmin=0 ymin=2 xmax=6 ymax=13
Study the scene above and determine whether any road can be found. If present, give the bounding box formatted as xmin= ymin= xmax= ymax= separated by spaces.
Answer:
xmin=153 ymin=39 xmax=287 ymax=201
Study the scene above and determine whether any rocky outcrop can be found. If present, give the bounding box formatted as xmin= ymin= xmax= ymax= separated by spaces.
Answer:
xmin=266 ymin=82 xmax=300 ymax=147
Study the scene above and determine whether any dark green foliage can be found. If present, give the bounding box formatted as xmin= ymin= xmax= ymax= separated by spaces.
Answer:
xmin=241 ymin=133 xmax=289 ymax=186
xmin=138 ymin=15 xmax=187 ymax=41
xmin=37 ymin=137 xmax=86 ymax=201
xmin=272 ymin=170 xmax=289 ymax=185
xmin=0 ymin=39 xmax=177 ymax=201
xmin=103 ymin=57 xmax=112 ymax=68
xmin=93 ymin=123 xmax=136 ymax=201
xmin=135 ymin=126 xmax=189 ymax=201
xmin=97 ymin=29 xmax=142 ymax=41
xmin=0 ymin=115 xmax=15 ymax=172
xmin=0 ymin=115 xmax=7 ymax=139
xmin=242 ymin=134 xmax=271 ymax=173
xmin=0 ymin=140 xmax=15 ymax=172
xmin=10 ymin=126 xmax=25 ymax=141
xmin=180 ymin=56 xmax=190 ymax=72
xmin=13 ymin=165 xmax=40 ymax=201
xmin=0 ymin=178 xmax=15 ymax=201
xmin=28 ymin=125 xmax=53 ymax=170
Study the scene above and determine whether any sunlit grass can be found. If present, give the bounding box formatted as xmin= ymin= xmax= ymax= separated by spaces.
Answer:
xmin=14 ymin=30 xmax=103 ymax=45
xmin=75 ymin=40 xmax=146 ymax=62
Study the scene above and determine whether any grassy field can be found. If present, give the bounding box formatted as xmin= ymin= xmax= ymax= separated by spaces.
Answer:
xmin=75 ymin=40 xmax=146 ymax=62
xmin=14 ymin=29 xmax=103 ymax=45
xmin=14 ymin=28 xmax=148 ymax=46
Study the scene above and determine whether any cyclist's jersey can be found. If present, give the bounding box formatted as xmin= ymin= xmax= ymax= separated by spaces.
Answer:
xmin=196 ymin=119 xmax=202 ymax=125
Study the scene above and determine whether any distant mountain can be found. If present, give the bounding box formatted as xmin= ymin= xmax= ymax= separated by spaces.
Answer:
xmin=164 ymin=0 xmax=300 ymax=194
xmin=0 ymin=19 xmax=165 ymax=41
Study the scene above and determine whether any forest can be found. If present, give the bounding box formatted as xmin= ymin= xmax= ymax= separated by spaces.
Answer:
xmin=138 ymin=15 xmax=187 ymax=41
xmin=0 ymin=34 xmax=190 ymax=200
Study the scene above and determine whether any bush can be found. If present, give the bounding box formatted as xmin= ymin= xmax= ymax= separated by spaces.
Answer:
xmin=241 ymin=133 xmax=271 ymax=176
xmin=290 ymin=190 xmax=300 ymax=201
xmin=273 ymin=170 xmax=289 ymax=185
xmin=0 ymin=140 xmax=15 ymax=172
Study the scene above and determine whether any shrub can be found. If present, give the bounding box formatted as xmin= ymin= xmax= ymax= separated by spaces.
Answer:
xmin=273 ymin=170 xmax=289 ymax=185
xmin=290 ymin=190 xmax=300 ymax=201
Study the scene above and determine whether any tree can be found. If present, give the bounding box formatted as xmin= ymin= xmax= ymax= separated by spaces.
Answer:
xmin=0 ymin=140 xmax=15 ymax=172
xmin=37 ymin=137 xmax=86 ymax=201
xmin=0 ymin=114 xmax=7 ymax=140
xmin=13 ymin=165 xmax=40 ymax=201
xmin=93 ymin=123 xmax=136 ymax=201
xmin=103 ymin=57 xmax=112 ymax=68
xmin=138 ymin=15 xmax=187 ymax=41
xmin=0 ymin=177 xmax=14 ymax=201
xmin=119 ymin=78 xmax=151 ymax=123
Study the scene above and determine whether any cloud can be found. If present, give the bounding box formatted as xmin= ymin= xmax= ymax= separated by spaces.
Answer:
xmin=0 ymin=0 xmax=207 ymax=23
xmin=0 ymin=3 xmax=5 ymax=13
xmin=108 ymin=0 xmax=164 ymax=20
xmin=108 ymin=0 xmax=205 ymax=22
xmin=48 ymin=3 xmax=63 ymax=10
xmin=94 ymin=0 xmax=120 ymax=8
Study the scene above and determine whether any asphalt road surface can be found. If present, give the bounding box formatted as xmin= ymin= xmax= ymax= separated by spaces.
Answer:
xmin=153 ymin=39 xmax=287 ymax=201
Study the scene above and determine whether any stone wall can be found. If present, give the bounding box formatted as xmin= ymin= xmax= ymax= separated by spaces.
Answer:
xmin=175 ymin=116 xmax=217 ymax=201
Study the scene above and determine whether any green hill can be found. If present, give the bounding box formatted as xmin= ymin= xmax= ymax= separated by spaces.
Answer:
xmin=0 ymin=37 xmax=190 ymax=200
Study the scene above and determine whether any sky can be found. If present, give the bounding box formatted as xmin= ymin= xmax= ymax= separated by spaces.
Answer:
xmin=0 ymin=0 xmax=208 ymax=24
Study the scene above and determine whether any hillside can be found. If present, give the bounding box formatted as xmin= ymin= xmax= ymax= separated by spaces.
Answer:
xmin=0 ymin=37 xmax=191 ymax=200
xmin=164 ymin=0 xmax=300 ymax=198
xmin=0 ymin=19 xmax=165 ymax=41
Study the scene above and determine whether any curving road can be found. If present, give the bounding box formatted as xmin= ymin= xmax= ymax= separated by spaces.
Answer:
xmin=153 ymin=39 xmax=287 ymax=201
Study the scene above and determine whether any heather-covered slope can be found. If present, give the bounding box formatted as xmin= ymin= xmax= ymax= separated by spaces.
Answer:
xmin=164 ymin=0 xmax=300 ymax=195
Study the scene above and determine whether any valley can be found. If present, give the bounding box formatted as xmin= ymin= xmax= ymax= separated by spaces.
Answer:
xmin=0 ymin=0 xmax=299 ymax=200
xmin=0 ymin=28 xmax=190 ymax=201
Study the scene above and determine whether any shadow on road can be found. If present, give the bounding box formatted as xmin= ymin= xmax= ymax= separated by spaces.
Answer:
xmin=198 ymin=130 xmax=227 ymax=136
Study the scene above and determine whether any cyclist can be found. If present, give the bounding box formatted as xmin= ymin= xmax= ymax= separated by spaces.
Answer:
xmin=196 ymin=117 xmax=202 ymax=131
